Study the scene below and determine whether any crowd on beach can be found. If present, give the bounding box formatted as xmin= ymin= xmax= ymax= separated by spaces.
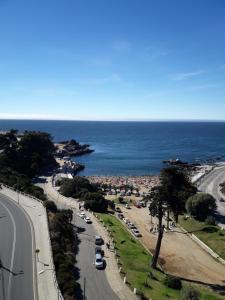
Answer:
xmin=87 ymin=175 xmax=159 ymax=194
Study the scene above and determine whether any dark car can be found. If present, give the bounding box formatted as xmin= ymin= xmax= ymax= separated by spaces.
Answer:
xmin=115 ymin=207 xmax=122 ymax=213
xmin=95 ymin=235 xmax=103 ymax=245
xmin=95 ymin=247 xmax=104 ymax=256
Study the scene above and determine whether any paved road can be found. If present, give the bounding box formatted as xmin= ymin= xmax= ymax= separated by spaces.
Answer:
xmin=0 ymin=193 xmax=35 ymax=300
xmin=37 ymin=175 xmax=118 ymax=300
xmin=198 ymin=166 xmax=225 ymax=227
xmin=74 ymin=214 xmax=119 ymax=300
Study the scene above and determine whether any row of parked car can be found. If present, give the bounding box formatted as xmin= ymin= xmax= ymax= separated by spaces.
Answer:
xmin=94 ymin=236 xmax=104 ymax=269
xmin=78 ymin=212 xmax=105 ymax=270
xmin=116 ymin=211 xmax=142 ymax=237
xmin=78 ymin=212 xmax=92 ymax=224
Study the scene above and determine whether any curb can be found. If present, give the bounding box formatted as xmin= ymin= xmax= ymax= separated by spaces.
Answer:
xmin=177 ymin=223 xmax=225 ymax=266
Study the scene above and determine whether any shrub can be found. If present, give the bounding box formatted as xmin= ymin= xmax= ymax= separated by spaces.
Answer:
xmin=163 ymin=275 xmax=182 ymax=290
xmin=44 ymin=200 xmax=58 ymax=213
xmin=83 ymin=192 xmax=108 ymax=212
xmin=205 ymin=215 xmax=216 ymax=225
xmin=108 ymin=200 xmax=115 ymax=210
xmin=118 ymin=196 xmax=123 ymax=203
xmin=186 ymin=193 xmax=216 ymax=221
xmin=59 ymin=176 xmax=97 ymax=198
xmin=180 ymin=285 xmax=200 ymax=300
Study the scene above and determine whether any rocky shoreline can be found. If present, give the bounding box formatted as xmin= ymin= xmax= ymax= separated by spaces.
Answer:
xmin=55 ymin=139 xmax=94 ymax=157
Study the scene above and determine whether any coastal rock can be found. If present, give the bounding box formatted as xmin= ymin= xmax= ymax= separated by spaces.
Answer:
xmin=55 ymin=139 xmax=94 ymax=157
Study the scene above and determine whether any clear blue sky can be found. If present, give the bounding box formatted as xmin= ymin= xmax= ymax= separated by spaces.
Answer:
xmin=1 ymin=0 xmax=225 ymax=120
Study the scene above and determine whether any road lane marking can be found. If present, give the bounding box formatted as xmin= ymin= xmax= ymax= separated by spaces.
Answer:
xmin=0 ymin=201 xmax=17 ymax=300
xmin=0 ymin=192 xmax=38 ymax=300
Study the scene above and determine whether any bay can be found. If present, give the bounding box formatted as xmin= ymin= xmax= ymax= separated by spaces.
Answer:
xmin=0 ymin=120 xmax=225 ymax=176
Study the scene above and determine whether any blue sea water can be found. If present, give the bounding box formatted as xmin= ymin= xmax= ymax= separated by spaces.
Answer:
xmin=0 ymin=120 xmax=225 ymax=176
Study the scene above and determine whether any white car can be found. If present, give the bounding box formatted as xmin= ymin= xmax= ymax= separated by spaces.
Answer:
xmin=132 ymin=229 xmax=142 ymax=237
xmin=84 ymin=216 xmax=92 ymax=224
xmin=125 ymin=204 xmax=130 ymax=209
xmin=79 ymin=212 xmax=86 ymax=219
xmin=95 ymin=253 xmax=104 ymax=269
xmin=123 ymin=218 xmax=129 ymax=224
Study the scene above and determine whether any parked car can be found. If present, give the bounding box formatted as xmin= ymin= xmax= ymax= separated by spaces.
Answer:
xmin=84 ymin=216 xmax=92 ymax=224
xmin=95 ymin=247 xmax=104 ymax=256
xmin=128 ymin=222 xmax=136 ymax=229
xmin=95 ymin=235 xmax=103 ymax=245
xmin=134 ymin=203 xmax=141 ymax=208
xmin=139 ymin=201 xmax=146 ymax=207
xmin=95 ymin=253 xmax=104 ymax=269
xmin=220 ymin=198 xmax=225 ymax=202
xmin=115 ymin=207 xmax=122 ymax=213
xmin=132 ymin=229 xmax=142 ymax=237
xmin=123 ymin=218 xmax=130 ymax=224
xmin=79 ymin=212 xmax=86 ymax=218
xmin=125 ymin=204 xmax=130 ymax=209
xmin=118 ymin=213 xmax=124 ymax=219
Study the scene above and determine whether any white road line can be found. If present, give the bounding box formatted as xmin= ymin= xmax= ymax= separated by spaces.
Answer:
xmin=0 ymin=192 xmax=37 ymax=300
xmin=0 ymin=201 xmax=17 ymax=300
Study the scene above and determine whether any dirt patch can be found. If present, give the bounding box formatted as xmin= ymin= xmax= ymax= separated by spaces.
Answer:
xmin=120 ymin=205 xmax=225 ymax=285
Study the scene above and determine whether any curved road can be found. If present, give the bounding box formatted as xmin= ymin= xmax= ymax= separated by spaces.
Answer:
xmin=0 ymin=193 xmax=35 ymax=300
xmin=198 ymin=166 xmax=225 ymax=227
xmin=37 ymin=175 xmax=118 ymax=300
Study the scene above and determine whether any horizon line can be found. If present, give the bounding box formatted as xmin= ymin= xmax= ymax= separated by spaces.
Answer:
xmin=0 ymin=117 xmax=225 ymax=122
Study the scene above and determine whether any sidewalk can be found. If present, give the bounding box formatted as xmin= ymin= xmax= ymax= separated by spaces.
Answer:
xmin=43 ymin=175 xmax=138 ymax=300
xmin=1 ymin=185 xmax=62 ymax=300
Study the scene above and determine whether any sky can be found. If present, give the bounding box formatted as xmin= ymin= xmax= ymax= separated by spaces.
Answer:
xmin=0 ymin=0 xmax=225 ymax=121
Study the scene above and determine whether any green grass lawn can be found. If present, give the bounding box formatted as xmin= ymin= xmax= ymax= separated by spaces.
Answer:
xmin=178 ymin=216 xmax=225 ymax=260
xmin=97 ymin=213 xmax=224 ymax=300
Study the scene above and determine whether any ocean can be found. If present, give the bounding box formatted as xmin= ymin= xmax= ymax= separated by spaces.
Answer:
xmin=0 ymin=120 xmax=225 ymax=176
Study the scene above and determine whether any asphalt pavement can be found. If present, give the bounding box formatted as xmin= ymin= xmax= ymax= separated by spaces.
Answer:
xmin=0 ymin=193 xmax=35 ymax=300
xmin=198 ymin=166 xmax=225 ymax=227
xmin=72 ymin=212 xmax=119 ymax=300
xmin=37 ymin=175 xmax=119 ymax=300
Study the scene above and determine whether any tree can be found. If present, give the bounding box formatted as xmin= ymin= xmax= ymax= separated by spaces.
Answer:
xmin=44 ymin=200 xmax=58 ymax=213
xmin=149 ymin=185 xmax=168 ymax=268
xmin=59 ymin=176 xmax=98 ymax=198
xmin=83 ymin=192 xmax=108 ymax=212
xmin=186 ymin=193 xmax=217 ymax=221
xmin=160 ymin=167 xmax=196 ymax=225
xmin=147 ymin=167 xmax=196 ymax=269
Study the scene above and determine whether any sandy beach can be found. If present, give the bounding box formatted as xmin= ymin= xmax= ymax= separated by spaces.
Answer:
xmin=87 ymin=175 xmax=159 ymax=194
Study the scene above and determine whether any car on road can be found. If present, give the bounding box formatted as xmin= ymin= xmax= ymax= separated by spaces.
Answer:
xmin=95 ymin=253 xmax=104 ymax=269
xmin=79 ymin=212 xmax=86 ymax=219
xmin=84 ymin=216 xmax=92 ymax=224
xmin=219 ymin=198 xmax=225 ymax=202
xmin=134 ymin=203 xmax=141 ymax=208
xmin=125 ymin=204 xmax=130 ymax=209
xmin=95 ymin=235 xmax=103 ymax=245
xmin=95 ymin=247 xmax=104 ymax=256
xmin=132 ymin=228 xmax=142 ymax=237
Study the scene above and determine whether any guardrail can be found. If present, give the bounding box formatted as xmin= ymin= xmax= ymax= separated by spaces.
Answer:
xmin=0 ymin=182 xmax=64 ymax=300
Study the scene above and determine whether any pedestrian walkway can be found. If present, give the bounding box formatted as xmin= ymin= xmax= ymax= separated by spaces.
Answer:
xmin=1 ymin=185 xmax=62 ymax=300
